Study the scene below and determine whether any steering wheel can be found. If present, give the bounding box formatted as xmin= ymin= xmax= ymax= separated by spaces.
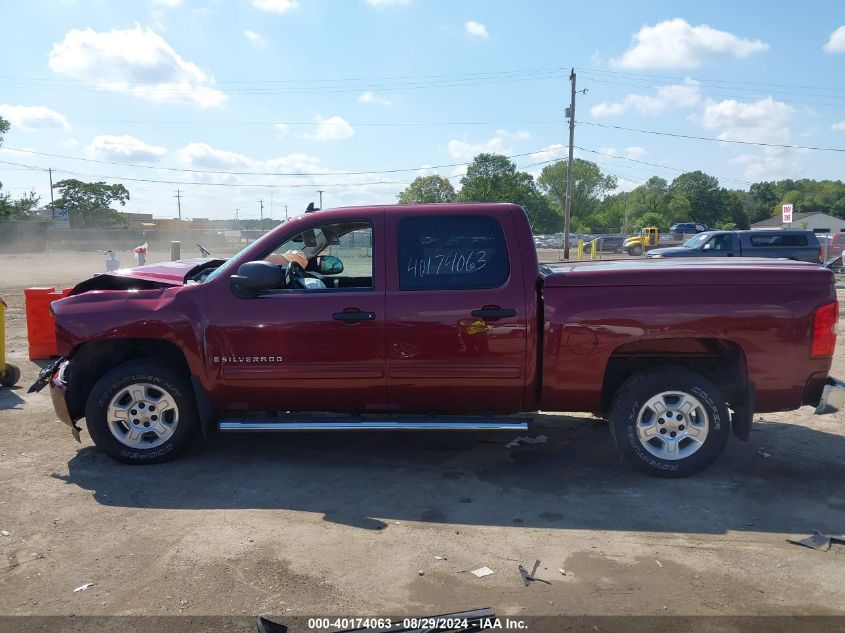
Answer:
xmin=285 ymin=260 xmax=307 ymax=288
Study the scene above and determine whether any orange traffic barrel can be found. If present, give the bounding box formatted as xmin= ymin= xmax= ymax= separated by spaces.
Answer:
xmin=25 ymin=287 xmax=71 ymax=360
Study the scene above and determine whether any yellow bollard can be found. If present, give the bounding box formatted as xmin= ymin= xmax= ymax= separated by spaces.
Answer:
xmin=591 ymin=240 xmax=597 ymax=260
xmin=0 ymin=297 xmax=20 ymax=387
xmin=577 ymin=239 xmax=583 ymax=260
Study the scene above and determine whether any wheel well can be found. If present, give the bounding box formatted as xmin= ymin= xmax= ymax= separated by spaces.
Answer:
xmin=65 ymin=339 xmax=191 ymax=420
xmin=600 ymin=338 xmax=748 ymax=414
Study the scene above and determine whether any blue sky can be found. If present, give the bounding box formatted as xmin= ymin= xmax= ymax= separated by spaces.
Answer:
xmin=1 ymin=0 xmax=844 ymax=222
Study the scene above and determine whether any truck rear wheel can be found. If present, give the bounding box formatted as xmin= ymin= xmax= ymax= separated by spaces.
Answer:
xmin=85 ymin=360 xmax=199 ymax=464
xmin=609 ymin=367 xmax=730 ymax=477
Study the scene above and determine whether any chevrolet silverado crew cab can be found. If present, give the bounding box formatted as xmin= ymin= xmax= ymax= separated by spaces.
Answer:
xmin=647 ymin=229 xmax=821 ymax=263
xmin=35 ymin=204 xmax=838 ymax=477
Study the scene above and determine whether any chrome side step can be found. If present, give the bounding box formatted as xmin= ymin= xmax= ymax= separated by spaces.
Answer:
xmin=218 ymin=417 xmax=530 ymax=432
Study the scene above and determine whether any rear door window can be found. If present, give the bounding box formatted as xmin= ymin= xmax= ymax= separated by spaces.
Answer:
xmin=397 ymin=215 xmax=509 ymax=290
xmin=749 ymin=233 xmax=809 ymax=247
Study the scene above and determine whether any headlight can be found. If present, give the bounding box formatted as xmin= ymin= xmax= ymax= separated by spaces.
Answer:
xmin=649 ymin=254 xmax=663 ymax=258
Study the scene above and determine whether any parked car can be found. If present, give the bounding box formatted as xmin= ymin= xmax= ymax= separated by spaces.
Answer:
xmin=827 ymin=232 xmax=845 ymax=258
xmin=647 ymin=230 xmax=822 ymax=263
xmin=34 ymin=203 xmax=837 ymax=477
xmin=584 ymin=235 xmax=625 ymax=253
xmin=670 ymin=222 xmax=711 ymax=236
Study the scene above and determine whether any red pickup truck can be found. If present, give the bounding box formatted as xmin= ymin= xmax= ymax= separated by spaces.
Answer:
xmin=36 ymin=203 xmax=838 ymax=477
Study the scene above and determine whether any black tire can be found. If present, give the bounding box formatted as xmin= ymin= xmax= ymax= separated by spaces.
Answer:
xmin=629 ymin=244 xmax=643 ymax=256
xmin=1 ymin=363 xmax=20 ymax=387
xmin=85 ymin=360 xmax=199 ymax=464
xmin=609 ymin=366 xmax=730 ymax=478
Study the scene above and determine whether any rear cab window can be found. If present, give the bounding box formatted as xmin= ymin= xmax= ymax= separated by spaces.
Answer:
xmin=749 ymin=233 xmax=809 ymax=247
xmin=397 ymin=215 xmax=509 ymax=290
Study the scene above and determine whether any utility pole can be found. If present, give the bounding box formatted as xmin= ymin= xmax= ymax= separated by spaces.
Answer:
xmin=48 ymin=167 xmax=55 ymax=219
xmin=563 ymin=68 xmax=576 ymax=260
xmin=258 ymin=199 xmax=264 ymax=230
xmin=175 ymin=189 xmax=182 ymax=220
xmin=317 ymin=190 xmax=324 ymax=209
xmin=284 ymin=204 xmax=289 ymax=222
xmin=234 ymin=208 xmax=239 ymax=230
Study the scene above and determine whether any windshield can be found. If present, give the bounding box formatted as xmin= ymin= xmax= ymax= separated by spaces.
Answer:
xmin=683 ymin=234 xmax=711 ymax=248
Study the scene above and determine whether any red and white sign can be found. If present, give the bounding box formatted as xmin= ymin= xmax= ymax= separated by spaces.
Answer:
xmin=782 ymin=204 xmax=794 ymax=224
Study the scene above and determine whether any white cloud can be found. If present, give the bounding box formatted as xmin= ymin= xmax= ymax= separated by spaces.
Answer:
xmin=730 ymin=147 xmax=804 ymax=181
xmin=252 ymin=0 xmax=298 ymax=14
xmin=0 ymin=104 xmax=69 ymax=132
xmin=612 ymin=18 xmax=768 ymax=69
xmin=244 ymin=30 xmax=267 ymax=47
xmin=625 ymin=146 xmax=646 ymax=159
xmin=366 ymin=0 xmax=410 ymax=5
xmin=48 ymin=26 xmax=227 ymax=108
xmin=832 ymin=121 xmax=845 ymax=132
xmin=700 ymin=96 xmax=795 ymax=144
xmin=86 ymin=134 xmax=167 ymax=162
xmin=447 ymin=130 xmax=530 ymax=160
xmin=590 ymin=79 xmax=700 ymax=117
xmin=304 ymin=116 xmax=356 ymax=141
xmin=358 ymin=91 xmax=393 ymax=107
xmin=824 ymin=26 xmax=845 ymax=54
xmin=464 ymin=20 xmax=489 ymax=39
xmin=173 ymin=142 xmax=403 ymax=208
xmin=153 ymin=0 xmax=183 ymax=6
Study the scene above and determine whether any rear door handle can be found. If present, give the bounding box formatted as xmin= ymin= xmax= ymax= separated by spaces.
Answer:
xmin=471 ymin=307 xmax=517 ymax=320
xmin=332 ymin=310 xmax=376 ymax=323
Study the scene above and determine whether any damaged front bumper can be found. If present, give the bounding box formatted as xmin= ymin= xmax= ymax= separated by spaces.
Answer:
xmin=816 ymin=377 xmax=845 ymax=414
xmin=29 ymin=358 xmax=81 ymax=442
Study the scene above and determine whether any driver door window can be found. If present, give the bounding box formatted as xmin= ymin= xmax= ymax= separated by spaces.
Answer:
xmin=264 ymin=221 xmax=373 ymax=290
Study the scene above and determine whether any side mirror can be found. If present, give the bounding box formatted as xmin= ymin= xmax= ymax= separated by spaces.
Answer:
xmin=317 ymin=255 xmax=344 ymax=275
xmin=230 ymin=261 xmax=283 ymax=297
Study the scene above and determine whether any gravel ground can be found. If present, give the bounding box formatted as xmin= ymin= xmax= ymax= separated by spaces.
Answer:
xmin=0 ymin=251 xmax=843 ymax=630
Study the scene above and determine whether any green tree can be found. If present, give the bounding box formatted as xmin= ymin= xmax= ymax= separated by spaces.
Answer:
xmin=668 ymin=171 xmax=724 ymax=226
xmin=53 ymin=179 xmax=130 ymax=228
xmin=0 ymin=116 xmax=8 ymax=144
xmin=0 ymin=190 xmax=40 ymax=220
xmin=537 ymin=159 xmax=617 ymax=224
xmin=397 ymin=175 xmax=457 ymax=204
xmin=458 ymin=153 xmax=559 ymax=232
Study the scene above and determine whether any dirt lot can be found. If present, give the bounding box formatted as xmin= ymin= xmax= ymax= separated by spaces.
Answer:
xmin=1 ymin=251 xmax=844 ymax=628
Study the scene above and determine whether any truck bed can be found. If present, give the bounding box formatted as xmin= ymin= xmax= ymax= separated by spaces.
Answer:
xmin=539 ymin=258 xmax=835 ymax=413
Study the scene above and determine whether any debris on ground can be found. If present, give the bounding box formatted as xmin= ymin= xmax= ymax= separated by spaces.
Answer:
xmin=655 ymin=560 xmax=663 ymax=568
xmin=471 ymin=566 xmax=495 ymax=578
xmin=558 ymin=568 xmax=566 ymax=576
xmin=518 ymin=559 xmax=551 ymax=586
xmin=757 ymin=448 xmax=772 ymax=458
xmin=505 ymin=435 xmax=548 ymax=449
xmin=0 ymin=530 xmax=9 ymax=537
xmin=418 ymin=570 xmax=425 ymax=576
xmin=434 ymin=556 xmax=447 ymax=560
xmin=787 ymin=531 xmax=845 ymax=552
xmin=73 ymin=583 xmax=94 ymax=592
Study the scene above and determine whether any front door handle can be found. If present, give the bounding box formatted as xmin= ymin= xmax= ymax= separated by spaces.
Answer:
xmin=332 ymin=310 xmax=376 ymax=323
xmin=471 ymin=307 xmax=516 ymax=320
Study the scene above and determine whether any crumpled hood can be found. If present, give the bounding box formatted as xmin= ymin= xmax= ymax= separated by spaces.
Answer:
xmin=69 ymin=257 xmax=225 ymax=295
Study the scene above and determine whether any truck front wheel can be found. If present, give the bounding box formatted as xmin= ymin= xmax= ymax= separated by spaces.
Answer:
xmin=628 ymin=244 xmax=643 ymax=256
xmin=609 ymin=367 xmax=730 ymax=477
xmin=85 ymin=360 xmax=199 ymax=464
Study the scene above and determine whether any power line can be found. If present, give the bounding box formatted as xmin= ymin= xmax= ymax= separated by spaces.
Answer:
xmin=0 ymin=66 xmax=568 ymax=87
xmin=575 ymin=146 xmax=753 ymax=185
xmin=578 ymin=67 xmax=845 ymax=94
xmin=575 ymin=121 xmax=845 ymax=153
xmin=0 ymin=145 xmax=562 ymax=177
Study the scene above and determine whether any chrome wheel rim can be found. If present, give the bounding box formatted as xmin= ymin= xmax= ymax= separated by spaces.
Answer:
xmin=636 ymin=390 xmax=709 ymax=461
xmin=106 ymin=382 xmax=179 ymax=449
